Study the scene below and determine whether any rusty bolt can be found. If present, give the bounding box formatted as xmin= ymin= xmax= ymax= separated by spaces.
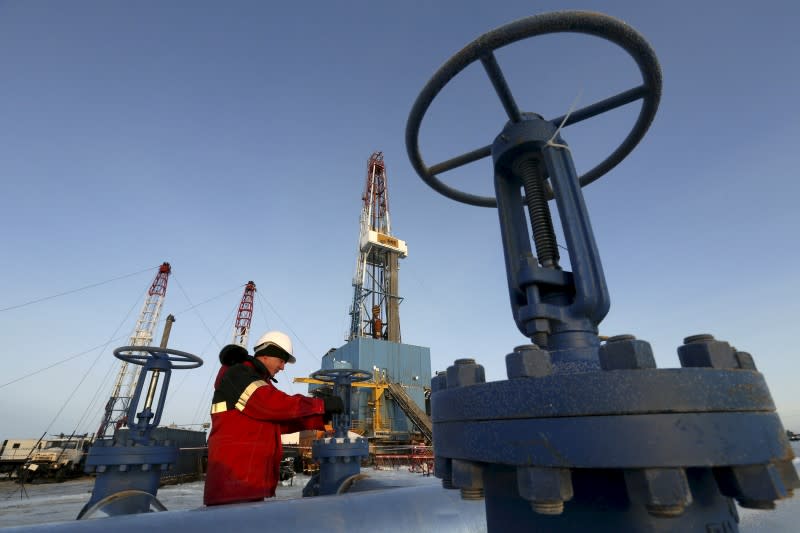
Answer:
xmin=452 ymin=459 xmax=484 ymax=500
xmin=517 ymin=466 xmax=573 ymax=515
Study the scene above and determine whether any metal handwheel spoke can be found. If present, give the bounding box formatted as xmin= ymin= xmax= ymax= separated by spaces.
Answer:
xmin=428 ymin=144 xmax=493 ymax=175
xmin=550 ymin=85 xmax=648 ymax=128
xmin=480 ymin=52 xmax=522 ymax=123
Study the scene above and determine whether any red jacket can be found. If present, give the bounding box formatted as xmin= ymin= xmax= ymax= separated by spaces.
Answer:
xmin=203 ymin=357 xmax=325 ymax=506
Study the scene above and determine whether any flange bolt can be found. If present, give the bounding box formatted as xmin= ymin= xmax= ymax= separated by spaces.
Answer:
xmin=517 ymin=466 xmax=573 ymax=516
xmin=678 ymin=334 xmax=740 ymax=369
xmin=452 ymin=459 xmax=484 ymax=501
xmin=506 ymin=344 xmax=552 ymax=378
xmin=599 ymin=335 xmax=656 ymax=370
xmin=446 ymin=358 xmax=485 ymax=388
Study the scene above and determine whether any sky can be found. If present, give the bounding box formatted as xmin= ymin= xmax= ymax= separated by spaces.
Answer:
xmin=1 ymin=0 xmax=799 ymax=440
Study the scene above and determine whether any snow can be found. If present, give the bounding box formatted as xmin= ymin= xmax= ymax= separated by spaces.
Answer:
xmin=0 ymin=474 xmax=298 ymax=527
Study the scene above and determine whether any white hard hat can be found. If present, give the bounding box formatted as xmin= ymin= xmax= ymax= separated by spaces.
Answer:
xmin=253 ymin=331 xmax=296 ymax=364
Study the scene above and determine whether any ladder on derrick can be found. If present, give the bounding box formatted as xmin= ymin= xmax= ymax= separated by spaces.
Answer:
xmin=387 ymin=382 xmax=432 ymax=443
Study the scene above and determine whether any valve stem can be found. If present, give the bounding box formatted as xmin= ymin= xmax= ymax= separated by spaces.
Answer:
xmin=516 ymin=158 xmax=560 ymax=269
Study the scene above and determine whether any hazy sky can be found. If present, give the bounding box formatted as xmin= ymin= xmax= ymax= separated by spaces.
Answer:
xmin=1 ymin=0 xmax=799 ymax=440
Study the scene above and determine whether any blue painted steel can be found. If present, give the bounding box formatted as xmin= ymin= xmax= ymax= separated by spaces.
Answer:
xmin=323 ymin=338 xmax=431 ymax=436
xmin=304 ymin=368 xmax=370 ymax=496
xmin=405 ymin=10 xmax=798 ymax=533
xmin=493 ymin=114 xmax=608 ymax=362
xmin=78 ymin=346 xmax=202 ymax=518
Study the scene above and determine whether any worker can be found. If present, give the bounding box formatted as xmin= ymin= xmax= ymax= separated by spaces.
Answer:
xmin=203 ymin=330 xmax=344 ymax=506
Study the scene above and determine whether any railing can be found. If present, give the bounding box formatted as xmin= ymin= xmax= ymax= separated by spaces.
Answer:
xmin=386 ymin=382 xmax=433 ymax=443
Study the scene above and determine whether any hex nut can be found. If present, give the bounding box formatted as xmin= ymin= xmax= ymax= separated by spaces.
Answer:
xmin=714 ymin=464 xmax=789 ymax=509
xmin=678 ymin=336 xmax=738 ymax=369
xmin=624 ymin=468 xmax=692 ymax=517
xmin=431 ymin=371 xmax=448 ymax=393
xmin=452 ymin=459 xmax=484 ymax=500
xmin=446 ymin=359 xmax=486 ymax=388
xmin=516 ymin=466 xmax=573 ymax=515
xmin=774 ymin=459 xmax=800 ymax=495
xmin=735 ymin=351 xmax=757 ymax=370
xmin=599 ymin=338 xmax=656 ymax=370
xmin=684 ymin=334 xmax=715 ymax=344
xmin=607 ymin=334 xmax=636 ymax=342
xmin=435 ymin=456 xmax=455 ymax=489
xmin=506 ymin=345 xmax=552 ymax=378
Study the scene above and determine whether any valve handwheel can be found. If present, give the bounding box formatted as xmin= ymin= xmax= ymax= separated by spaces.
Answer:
xmin=113 ymin=346 xmax=203 ymax=369
xmin=405 ymin=10 xmax=662 ymax=207
xmin=311 ymin=368 xmax=372 ymax=383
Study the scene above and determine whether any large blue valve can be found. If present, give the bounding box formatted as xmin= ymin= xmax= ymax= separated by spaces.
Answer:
xmin=303 ymin=368 xmax=371 ymax=497
xmin=407 ymin=10 xmax=798 ymax=532
xmin=77 ymin=346 xmax=202 ymax=519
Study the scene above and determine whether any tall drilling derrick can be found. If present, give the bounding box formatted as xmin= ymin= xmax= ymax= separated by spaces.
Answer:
xmin=348 ymin=152 xmax=408 ymax=342
xmin=231 ymin=281 xmax=256 ymax=347
xmin=96 ymin=262 xmax=171 ymax=440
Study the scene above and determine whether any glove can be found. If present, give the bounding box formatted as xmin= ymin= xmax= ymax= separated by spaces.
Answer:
xmin=312 ymin=386 xmax=334 ymax=399
xmin=323 ymin=395 xmax=344 ymax=417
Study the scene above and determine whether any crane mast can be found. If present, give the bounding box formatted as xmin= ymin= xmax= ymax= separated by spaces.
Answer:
xmin=96 ymin=262 xmax=171 ymax=440
xmin=232 ymin=281 xmax=256 ymax=347
xmin=348 ymin=152 xmax=407 ymax=342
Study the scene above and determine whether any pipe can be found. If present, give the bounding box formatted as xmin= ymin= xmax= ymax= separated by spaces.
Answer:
xmin=5 ymin=484 xmax=487 ymax=533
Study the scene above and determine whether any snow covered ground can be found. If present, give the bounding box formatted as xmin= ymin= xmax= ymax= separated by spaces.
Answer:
xmin=2 ymin=461 xmax=799 ymax=531
xmin=0 ymin=472 xmax=309 ymax=527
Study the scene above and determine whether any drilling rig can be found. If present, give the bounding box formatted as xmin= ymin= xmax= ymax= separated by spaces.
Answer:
xmin=95 ymin=262 xmax=171 ymax=441
xmin=231 ymin=281 xmax=256 ymax=348
xmin=348 ymin=152 xmax=408 ymax=342
xmin=308 ymin=152 xmax=432 ymax=446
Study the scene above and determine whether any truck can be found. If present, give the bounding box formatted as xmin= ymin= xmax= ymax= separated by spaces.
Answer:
xmin=22 ymin=434 xmax=92 ymax=482
xmin=0 ymin=438 xmax=46 ymax=479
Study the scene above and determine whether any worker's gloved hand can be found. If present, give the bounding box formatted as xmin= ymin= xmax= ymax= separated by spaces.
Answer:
xmin=312 ymin=386 xmax=334 ymax=399
xmin=323 ymin=395 xmax=344 ymax=420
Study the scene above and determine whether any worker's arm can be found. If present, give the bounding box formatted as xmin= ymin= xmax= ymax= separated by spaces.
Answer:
xmin=280 ymin=416 xmax=325 ymax=434
xmin=218 ymin=365 xmax=325 ymax=422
